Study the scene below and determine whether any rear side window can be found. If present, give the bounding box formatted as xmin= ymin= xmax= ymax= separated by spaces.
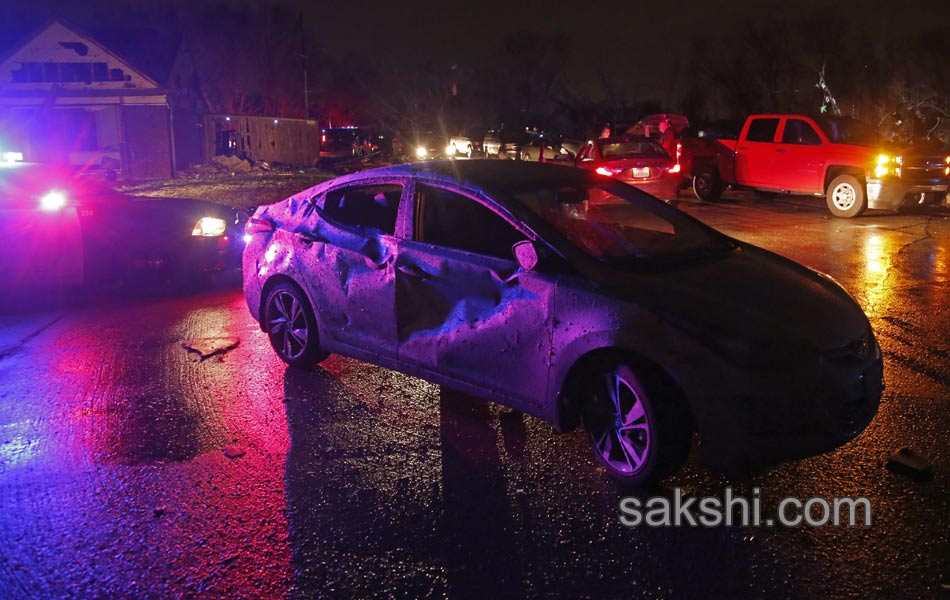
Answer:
xmin=415 ymin=185 xmax=526 ymax=260
xmin=323 ymin=184 xmax=401 ymax=235
xmin=745 ymin=118 xmax=780 ymax=143
xmin=781 ymin=119 xmax=822 ymax=145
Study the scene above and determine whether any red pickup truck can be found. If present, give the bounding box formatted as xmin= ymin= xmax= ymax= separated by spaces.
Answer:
xmin=684 ymin=114 xmax=950 ymax=217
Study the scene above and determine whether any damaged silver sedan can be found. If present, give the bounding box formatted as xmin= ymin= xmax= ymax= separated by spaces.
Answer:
xmin=243 ymin=160 xmax=882 ymax=484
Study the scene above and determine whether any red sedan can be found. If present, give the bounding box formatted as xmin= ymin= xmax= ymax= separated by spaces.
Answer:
xmin=574 ymin=136 xmax=684 ymax=203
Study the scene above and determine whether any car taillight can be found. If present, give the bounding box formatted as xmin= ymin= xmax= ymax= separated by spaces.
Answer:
xmin=667 ymin=164 xmax=681 ymax=174
xmin=675 ymin=141 xmax=682 ymax=162
xmin=595 ymin=167 xmax=612 ymax=176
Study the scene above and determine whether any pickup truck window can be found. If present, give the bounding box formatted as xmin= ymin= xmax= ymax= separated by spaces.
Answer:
xmin=781 ymin=119 xmax=822 ymax=145
xmin=746 ymin=118 xmax=780 ymax=143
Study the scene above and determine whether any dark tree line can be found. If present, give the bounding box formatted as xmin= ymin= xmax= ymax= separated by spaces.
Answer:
xmin=2 ymin=1 xmax=947 ymax=141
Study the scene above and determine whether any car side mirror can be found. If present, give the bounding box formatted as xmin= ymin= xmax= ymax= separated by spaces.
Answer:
xmin=512 ymin=240 xmax=539 ymax=271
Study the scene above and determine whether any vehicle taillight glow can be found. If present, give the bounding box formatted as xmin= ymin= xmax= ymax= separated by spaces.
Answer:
xmin=675 ymin=141 xmax=682 ymax=162
xmin=595 ymin=167 xmax=612 ymax=176
xmin=668 ymin=164 xmax=681 ymax=174
xmin=244 ymin=216 xmax=275 ymax=237
xmin=192 ymin=217 xmax=227 ymax=237
xmin=2 ymin=151 xmax=24 ymax=163
xmin=39 ymin=191 xmax=67 ymax=212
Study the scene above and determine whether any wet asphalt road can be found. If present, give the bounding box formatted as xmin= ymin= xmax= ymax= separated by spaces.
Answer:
xmin=0 ymin=192 xmax=947 ymax=599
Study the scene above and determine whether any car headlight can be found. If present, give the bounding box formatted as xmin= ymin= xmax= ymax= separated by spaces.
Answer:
xmin=415 ymin=146 xmax=428 ymax=159
xmin=39 ymin=190 xmax=67 ymax=212
xmin=874 ymin=154 xmax=901 ymax=178
xmin=192 ymin=217 xmax=227 ymax=237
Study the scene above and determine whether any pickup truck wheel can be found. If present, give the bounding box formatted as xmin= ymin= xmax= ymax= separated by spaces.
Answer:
xmin=692 ymin=167 xmax=723 ymax=202
xmin=826 ymin=175 xmax=867 ymax=218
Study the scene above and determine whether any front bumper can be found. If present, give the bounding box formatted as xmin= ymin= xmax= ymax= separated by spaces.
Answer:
xmin=867 ymin=178 xmax=949 ymax=211
xmin=687 ymin=341 xmax=884 ymax=472
xmin=127 ymin=232 xmax=243 ymax=278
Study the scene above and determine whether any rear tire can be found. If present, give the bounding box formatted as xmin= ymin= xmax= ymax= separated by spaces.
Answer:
xmin=263 ymin=283 xmax=328 ymax=368
xmin=826 ymin=174 xmax=867 ymax=218
xmin=581 ymin=361 xmax=691 ymax=485
xmin=692 ymin=166 xmax=723 ymax=202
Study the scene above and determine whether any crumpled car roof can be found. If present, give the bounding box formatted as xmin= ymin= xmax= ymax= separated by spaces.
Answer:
xmin=302 ymin=160 xmax=592 ymax=206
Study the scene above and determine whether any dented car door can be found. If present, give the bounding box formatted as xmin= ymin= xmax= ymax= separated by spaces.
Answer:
xmin=395 ymin=183 xmax=554 ymax=409
xmin=303 ymin=183 xmax=403 ymax=357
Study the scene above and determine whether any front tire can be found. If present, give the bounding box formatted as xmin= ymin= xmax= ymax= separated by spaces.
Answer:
xmin=263 ymin=283 xmax=328 ymax=368
xmin=826 ymin=174 xmax=867 ymax=218
xmin=581 ymin=362 xmax=690 ymax=485
xmin=692 ymin=166 xmax=723 ymax=202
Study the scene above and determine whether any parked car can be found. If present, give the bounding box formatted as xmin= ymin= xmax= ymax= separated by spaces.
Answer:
xmin=0 ymin=160 xmax=246 ymax=294
xmin=398 ymin=131 xmax=446 ymax=161
xmin=517 ymin=136 xmax=574 ymax=162
xmin=483 ymin=129 xmax=533 ymax=159
xmin=243 ymin=160 xmax=882 ymax=484
xmin=446 ymin=131 xmax=482 ymax=158
xmin=69 ymin=145 xmax=121 ymax=181
xmin=574 ymin=135 xmax=685 ymax=202
xmin=320 ymin=127 xmax=371 ymax=158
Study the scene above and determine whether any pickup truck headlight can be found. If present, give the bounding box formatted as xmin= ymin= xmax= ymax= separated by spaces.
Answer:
xmin=192 ymin=216 xmax=227 ymax=237
xmin=874 ymin=154 xmax=901 ymax=178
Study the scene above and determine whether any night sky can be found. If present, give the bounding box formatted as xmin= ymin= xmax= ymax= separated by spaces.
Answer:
xmin=298 ymin=0 xmax=950 ymax=103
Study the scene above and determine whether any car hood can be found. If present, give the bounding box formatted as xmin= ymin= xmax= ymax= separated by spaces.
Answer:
xmin=598 ymin=243 xmax=870 ymax=353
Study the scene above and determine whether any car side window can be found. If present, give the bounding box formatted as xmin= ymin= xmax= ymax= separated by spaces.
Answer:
xmin=781 ymin=119 xmax=822 ymax=145
xmin=745 ymin=118 xmax=780 ymax=143
xmin=415 ymin=185 xmax=526 ymax=260
xmin=322 ymin=184 xmax=401 ymax=235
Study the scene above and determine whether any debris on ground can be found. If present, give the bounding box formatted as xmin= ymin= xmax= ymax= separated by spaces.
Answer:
xmin=221 ymin=445 xmax=246 ymax=459
xmin=885 ymin=448 xmax=934 ymax=481
xmin=181 ymin=337 xmax=240 ymax=361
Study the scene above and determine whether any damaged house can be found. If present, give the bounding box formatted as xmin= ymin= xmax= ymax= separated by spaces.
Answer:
xmin=0 ymin=20 xmax=200 ymax=179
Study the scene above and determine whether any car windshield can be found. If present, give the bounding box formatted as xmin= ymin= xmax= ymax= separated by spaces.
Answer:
xmin=819 ymin=118 xmax=881 ymax=146
xmin=598 ymin=139 xmax=668 ymax=159
xmin=511 ymin=179 xmax=734 ymax=263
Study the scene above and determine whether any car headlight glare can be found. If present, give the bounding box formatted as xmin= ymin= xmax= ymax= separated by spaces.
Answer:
xmin=192 ymin=217 xmax=227 ymax=237
xmin=39 ymin=191 xmax=67 ymax=212
xmin=415 ymin=146 xmax=428 ymax=159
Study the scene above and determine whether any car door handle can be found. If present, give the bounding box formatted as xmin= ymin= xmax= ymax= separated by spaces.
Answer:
xmin=737 ymin=146 xmax=748 ymax=151
xmin=397 ymin=264 xmax=429 ymax=280
xmin=775 ymin=149 xmax=787 ymax=153
xmin=296 ymin=231 xmax=325 ymax=245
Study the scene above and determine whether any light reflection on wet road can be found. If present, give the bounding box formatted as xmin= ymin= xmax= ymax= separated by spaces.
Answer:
xmin=0 ymin=195 xmax=947 ymax=599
